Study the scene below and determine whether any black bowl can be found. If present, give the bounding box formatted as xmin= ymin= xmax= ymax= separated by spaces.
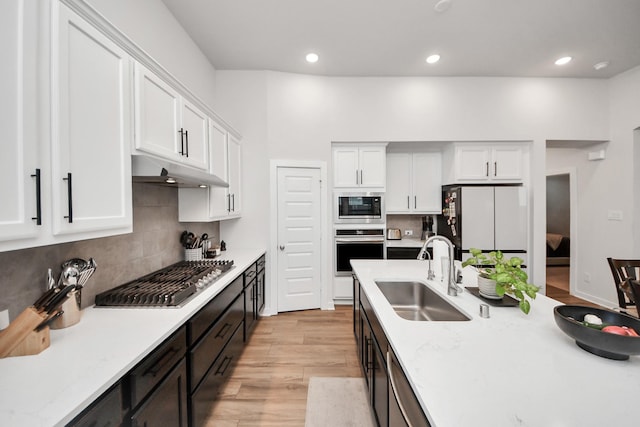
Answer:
xmin=554 ymin=305 xmax=640 ymax=360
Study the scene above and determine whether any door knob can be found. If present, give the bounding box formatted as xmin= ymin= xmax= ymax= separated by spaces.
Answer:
xmin=279 ymin=245 xmax=285 ymax=251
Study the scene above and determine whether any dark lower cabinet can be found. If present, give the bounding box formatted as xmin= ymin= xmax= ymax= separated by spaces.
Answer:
xmin=354 ymin=275 xmax=428 ymax=427
xmin=68 ymin=255 xmax=266 ymax=427
xmin=130 ymin=359 xmax=188 ymax=427
xmin=67 ymin=382 xmax=124 ymax=427
xmin=190 ymin=323 xmax=244 ymax=427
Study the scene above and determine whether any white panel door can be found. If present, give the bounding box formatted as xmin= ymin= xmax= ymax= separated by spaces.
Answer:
xmin=0 ymin=0 xmax=39 ymax=242
xmin=277 ymin=167 xmax=322 ymax=312
xmin=359 ymin=146 xmax=386 ymax=187
xmin=385 ymin=153 xmax=411 ymax=212
xmin=52 ymin=4 xmax=132 ymax=235
xmin=455 ymin=146 xmax=491 ymax=181
xmin=494 ymin=186 xmax=528 ymax=250
xmin=208 ymin=120 xmax=229 ymax=218
xmin=460 ymin=186 xmax=495 ymax=251
xmin=412 ymin=152 xmax=442 ymax=213
xmin=180 ymin=99 xmax=208 ymax=170
xmin=333 ymin=147 xmax=359 ymax=187
xmin=134 ymin=62 xmax=181 ymax=160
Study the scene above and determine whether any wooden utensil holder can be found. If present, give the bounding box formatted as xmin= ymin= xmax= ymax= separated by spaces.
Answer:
xmin=0 ymin=307 xmax=50 ymax=358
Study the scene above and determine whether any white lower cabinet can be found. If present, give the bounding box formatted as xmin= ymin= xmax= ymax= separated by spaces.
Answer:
xmin=178 ymin=121 xmax=241 ymax=222
xmin=386 ymin=152 xmax=441 ymax=214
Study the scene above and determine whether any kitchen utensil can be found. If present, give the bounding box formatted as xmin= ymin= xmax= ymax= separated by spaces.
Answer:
xmin=35 ymin=311 xmax=64 ymax=332
xmin=554 ymin=305 xmax=640 ymax=360
xmin=76 ymin=258 xmax=97 ymax=289
xmin=44 ymin=285 xmax=76 ymax=315
xmin=387 ymin=228 xmax=401 ymax=240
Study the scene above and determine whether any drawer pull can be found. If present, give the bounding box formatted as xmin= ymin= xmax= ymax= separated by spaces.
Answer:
xmin=215 ymin=355 xmax=233 ymax=376
xmin=215 ymin=322 xmax=232 ymax=340
xmin=30 ymin=169 xmax=42 ymax=225
xmin=143 ymin=347 xmax=179 ymax=377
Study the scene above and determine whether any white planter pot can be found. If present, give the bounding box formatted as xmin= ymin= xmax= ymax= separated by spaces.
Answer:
xmin=478 ymin=276 xmax=501 ymax=300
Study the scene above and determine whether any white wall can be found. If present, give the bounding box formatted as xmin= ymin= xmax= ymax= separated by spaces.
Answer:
xmin=86 ymin=0 xmax=217 ymax=107
xmin=216 ymin=70 xmax=623 ymax=305
xmin=543 ymin=66 xmax=640 ymax=307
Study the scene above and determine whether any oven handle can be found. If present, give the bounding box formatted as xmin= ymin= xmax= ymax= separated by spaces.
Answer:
xmin=335 ymin=238 xmax=385 ymax=243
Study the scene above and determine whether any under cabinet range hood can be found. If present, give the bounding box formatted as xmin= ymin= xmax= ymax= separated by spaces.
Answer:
xmin=131 ymin=155 xmax=228 ymax=188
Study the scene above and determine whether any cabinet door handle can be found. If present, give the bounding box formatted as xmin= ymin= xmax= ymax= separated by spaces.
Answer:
xmin=178 ymin=128 xmax=185 ymax=156
xmin=407 ymin=196 xmax=410 ymax=209
xmin=143 ymin=347 xmax=179 ymax=377
xmin=355 ymin=170 xmax=359 ymax=185
xmin=30 ymin=169 xmax=42 ymax=225
xmin=485 ymin=161 xmax=489 ymax=177
xmin=227 ymin=194 xmax=231 ymax=212
xmin=63 ymin=173 xmax=73 ymax=223
xmin=231 ymin=194 xmax=235 ymax=212
xmin=360 ymin=169 xmax=363 ymax=184
xmin=414 ymin=196 xmax=417 ymax=209
xmin=184 ymin=129 xmax=189 ymax=157
xmin=494 ymin=161 xmax=497 ymax=177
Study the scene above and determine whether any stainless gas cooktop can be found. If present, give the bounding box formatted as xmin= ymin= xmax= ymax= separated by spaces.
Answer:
xmin=94 ymin=260 xmax=234 ymax=307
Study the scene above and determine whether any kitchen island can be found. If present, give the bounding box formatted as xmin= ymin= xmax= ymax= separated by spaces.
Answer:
xmin=0 ymin=248 xmax=265 ymax=426
xmin=352 ymin=259 xmax=640 ymax=427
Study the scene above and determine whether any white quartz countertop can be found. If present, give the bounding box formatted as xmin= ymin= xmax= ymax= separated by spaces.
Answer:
xmin=0 ymin=248 xmax=265 ymax=427
xmin=351 ymin=259 xmax=640 ymax=427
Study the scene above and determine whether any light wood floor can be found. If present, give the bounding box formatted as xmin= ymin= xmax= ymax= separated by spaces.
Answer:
xmin=204 ymin=306 xmax=361 ymax=427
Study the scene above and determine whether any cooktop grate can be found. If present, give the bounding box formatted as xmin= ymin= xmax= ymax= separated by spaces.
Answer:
xmin=95 ymin=260 xmax=234 ymax=307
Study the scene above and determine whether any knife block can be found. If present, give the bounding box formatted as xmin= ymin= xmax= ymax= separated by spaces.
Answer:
xmin=0 ymin=307 xmax=50 ymax=358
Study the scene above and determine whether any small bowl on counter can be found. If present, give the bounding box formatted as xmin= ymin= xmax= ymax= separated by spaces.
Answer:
xmin=554 ymin=305 xmax=640 ymax=360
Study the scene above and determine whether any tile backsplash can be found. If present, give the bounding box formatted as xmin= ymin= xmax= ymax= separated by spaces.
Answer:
xmin=0 ymin=183 xmax=219 ymax=321
xmin=386 ymin=214 xmax=438 ymax=238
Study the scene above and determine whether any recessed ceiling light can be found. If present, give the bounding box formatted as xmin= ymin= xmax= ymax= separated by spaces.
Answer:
xmin=199 ymin=184 xmax=208 ymax=188
xmin=426 ymin=54 xmax=440 ymax=64
xmin=165 ymin=177 xmax=176 ymax=184
xmin=434 ymin=0 xmax=452 ymax=13
xmin=555 ymin=56 xmax=572 ymax=66
xmin=593 ymin=61 xmax=610 ymax=70
xmin=305 ymin=53 xmax=319 ymax=63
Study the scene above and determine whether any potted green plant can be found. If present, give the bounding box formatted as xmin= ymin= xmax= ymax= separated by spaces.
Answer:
xmin=462 ymin=248 xmax=540 ymax=314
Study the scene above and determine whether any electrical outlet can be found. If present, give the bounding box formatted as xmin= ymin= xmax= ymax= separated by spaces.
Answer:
xmin=584 ymin=272 xmax=591 ymax=284
xmin=404 ymin=230 xmax=413 ymax=236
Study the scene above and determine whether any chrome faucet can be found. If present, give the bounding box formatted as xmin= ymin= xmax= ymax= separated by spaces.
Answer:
xmin=417 ymin=247 xmax=436 ymax=280
xmin=418 ymin=235 xmax=462 ymax=296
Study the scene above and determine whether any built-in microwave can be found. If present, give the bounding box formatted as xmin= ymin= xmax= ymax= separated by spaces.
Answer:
xmin=335 ymin=192 xmax=384 ymax=224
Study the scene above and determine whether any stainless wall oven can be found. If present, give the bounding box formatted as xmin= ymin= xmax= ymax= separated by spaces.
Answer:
xmin=334 ymin=228 xmax=385 ymax=276
xmin=335 ymin=192 xmax=384 ymax=224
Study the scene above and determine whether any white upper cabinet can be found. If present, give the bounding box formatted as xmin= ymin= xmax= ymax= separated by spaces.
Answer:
xmin=178 ymin=120 xmax=242 ymax=222
xmin=226 ymin=134 xmax=242 ymax=217
xmin=133 ymin=63 xmax=209 ymax=171
xmin=0 ymin=0 xmax=40 ymax=244
xmin=51 ymin=3 xmax=133 ymax=236
xmin=180 ymin=98 xmax=209 ymax=170
xmin=333 ymin=144 xmax=387 ymax=188
xmin=386 ymin=152 xmax=442 ymax=214
xmin=453 ymin=143 xmax=524 ymax=183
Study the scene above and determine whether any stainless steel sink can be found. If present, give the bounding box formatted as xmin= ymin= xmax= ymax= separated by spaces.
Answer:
xmin=374 ymin=280 xmax=471 ymax=321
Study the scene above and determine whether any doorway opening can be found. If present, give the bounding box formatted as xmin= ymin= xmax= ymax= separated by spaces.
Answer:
xmin=545 ymin=171 xmax=574 ymax=301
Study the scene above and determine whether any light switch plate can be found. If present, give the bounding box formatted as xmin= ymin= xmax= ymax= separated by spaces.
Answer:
xmin=607 ymin=210 xmax=623 ymax=221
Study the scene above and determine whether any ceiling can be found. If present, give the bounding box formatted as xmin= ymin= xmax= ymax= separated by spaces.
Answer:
xmin=160 ymin=0 xmax=640 ymax=79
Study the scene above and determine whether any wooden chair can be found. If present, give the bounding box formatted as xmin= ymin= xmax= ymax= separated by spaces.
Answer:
xmin=607 ymin=258 xmax=640 ymax=313
xmin=627 ymin=279 xmax=640 ymax=318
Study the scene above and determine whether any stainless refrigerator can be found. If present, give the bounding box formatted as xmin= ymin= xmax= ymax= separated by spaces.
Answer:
xmin=437 ymin=185 xmax=528 ymax=263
